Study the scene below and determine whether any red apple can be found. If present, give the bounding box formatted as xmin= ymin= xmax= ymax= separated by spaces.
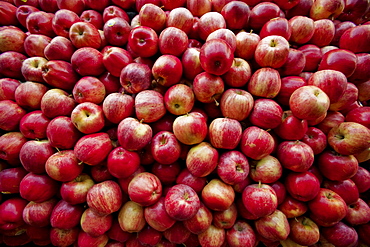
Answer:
xmin=102 ymin=46 xmax=133 ymax=78
xmin=254 ymin=209 xmax=290 ymax=242
xmin=249 ymin=155 xmax=283 ymax=184
xmin=277 ymin=141 xmax=315 ymax=172
xmin=181 ymin=47 xmax=204 ymax=81
xmin=117 ymin=117 xmax=153 ymax=151
xmin=41 ymin=60 xmax=80 ymax=91
xmin=175 ymin=168 xmax=207 ymax=194
xmin=240 ymin=126 xmax=275 ymax=160
xmin=46 ymin=116 xmax=82 ymax=150
xmin=41 ymin=88 xmax=77 ymax=119
xmin=49 ymin=199 xmax=84 ymax=230
xmin=193 ymin=72 xmax=225 ymax=104
xmin=0 ymin=167 xmax=28 ymax=194
xmin=159 ymin=27 xmax=189 ymax=56
xmin=288 ymin=216 xmax=320 ymax=246
xmin=80 ymin=207 xmax=112 ymax=237
xmin=173 ymin=111 xmax=208 ymax=145
xmin=21 ymin=56 xmax=47 ymax=83
xmin=60 ymin=173 xmax=95 ymax=205
xmin=0 ymin=197 xmax=28 ymax=231
xmin=0 ymin=51 xmax=26 ymax=80
xmin=247 ymin=67 xmax=281 ymax=98
xmin=45 ymin=150 xmax=84 ymax=182
xmin=15 ymin=81 xmax=48 ymax=111
xmin=152 ymin=54 xmax=183 ymax=88
xmin=19 ymin=172 xmax=59 ymax=203
xmin=186 ymin=0 xmax=212 ymax=17
xmin=128 ymin=172 xmax=162 ymax=206
xmin=144 ymin=197 xmax=176 ymax=232
xmin=254 ymin=35 xmax=290 ymax=69
xmin=135 ymin=89 xmax=167 ymax=123
xmin=186 ymin=142 xmax=219 ymax=177
xmin=166 ymin=7 xmax=194 ymax=34
xmin=150 ymin=131 xmax=181 ymax=165
xmin=50 ymin=227 xmax=80 ymax=247
xmin=242 ymin=183 xmax=278 ymax=218
xmin=219 ymin=88 xmax=253 ymax=121
xmin=198 ymin=224 xmax=225 ymax=247
xmin=345 ymin=198 xmax=370 ymax=225
xmin=235 ymin=30 xmax=260 ymax=61
xmin=0 ymin=100 xmax=26 ymax=132
xmin=103 ymin=17 xmax=131 ymax=47
xmin=339 ymin=24 xmax=370 ymax=53
xmin=221 ymin=1 xmax=251 ymax=30
xmin=209 ymin=117 xmax=242 ymax=150
xmin=80 ymin=9 xmax=104 ymax=30
xmin=225 ymin=219 xmax=257 ymax=247
xmin=139 ymin=3 xmax=166 ymax=33
xmin=52 ymin=9 xmax=81 ymax=38
xmin=323 ymin=179 xmax=360 ymax=205
xmin=0 ymin=26 xmax=27 ymax=54
xmin=199 ymin=38 xmax=233 ymax=75
xmin=71 ymin=102 xmax=105 ymax=134
xmin=301 ymin=127 xmax=327 ymax=155
xmin=249 ymin=2 xmax=281 ymax=31
xmin=278 ymin=195 xmax=308 ymax=218
xmin=202 ymin=178 xmax=235 ymax=211
xmin=19 ymin=110 xmax=50 ymax=140
xmin=217 ymin=150 xmax=250 ymax=186
xmin=289 ymin=15 xmax=315 ymax=45
xmin=26 ymin=11 xmax=55 ymax=37
xmin=127 ymin=25 xmax=159 ymax=58
xmin=151 ymin=161 xmax=181 ymax=185
xmin=164 ymin=83 xmax=195 ymax=116
xmin=273 ymin=110 xmax=308 ymax=140
xmin=285 ymin=171 xmax=320 ymax=202
xmin=249 ymin=98 xmax=283 ymax=129
xmin=163 ymin=221 xmax=191 ymax=244
xmin=71 ymin=47 xmax=105 ymax=76
xmin=0 ymin=132 xmax=27 ymax=166
xmin=349 ymin=53 xmax=370 ymax=84
xmin=19 ymin=140 xmax=55 ymax=174
xmin=310 ymin=0 xmax=345 ymax=20
xmin=320 ymin=221 xmax=358 ymax=247
xmin=278 ymin=49 xmax=306 ymax=76
xmin=56 ymin=0 xmax=85 ymax=15
xmin=0 ymin=78 xmax=20 ymax=101
xmin=72 ymin=76 xmax=106 ymax=105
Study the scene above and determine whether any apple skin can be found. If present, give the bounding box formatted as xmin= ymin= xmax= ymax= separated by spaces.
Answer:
xmin=165 ymin=184 xmax=201 ymax=221
xmin=103 ymin=17 xmax=131 ymax=47
xmin=288 ymin=15 xmax=315 ymax=45
xmin=176 ymin=168 xmax=207 ymax=194
xmin=0 ymin=100 xmax=26 ymax=132
xmin=345 ymin=198 xmax=370 ymax=225
xmin=198 ymin=224 xmax=226 ymax=247
xmin=15 ymin=81 xmax=48 ymax=111
xmin=277 ymin=141 xmax=315 ymax=172
xmin=144 ymin=197 xmax=176 ymax=232
xmin=317 ymin=150 xmax=359 ymax=181
xmin=249 ymin=98 xmax=283 ymax=129
xmin=181 ymin=47 xmax=204 ymax=81
xmin=163 ymin=221 xmax=192 ymax=244
xmin=308 ymin=188 xmax=348 ymax=227
xmin=301 ymin=127 xmax=327 ymax=155
xmin=249 ymin=2 xmax=281 ymax=31
xmin=217 ymin=150 xmax=250 ymax=186
xmin=71 ymin=47 xmax=105 ymax=77
xmin=135 ymin=90 xmax=167 ymax=123
xmin=87 ymin=180 xmax=123 ymax=216
xmin=242 ymin=183 xmax=278 ymax=218
xmin=71 ymin=102 xmax=105 ymax=135
xmin=318 ymin=49 xmax=358 ymax=78
xmin=45 ymin=150 xmax=84 ymax=182
xmin=274 ymin=111 xmax=308 ymax=141
xmin=0 ymin=51 xmax=26 ymax=80
xmin=127 ymin=25 xmax=159 ymax=58
xmin=173 ymin=111 xmax=208 ymax=145
xmin=199 ymin=38 xmax=234 ymax=76
xmin=254 ymin=35 xmax=290 ymax=69
xmin=128 ymin=172 xmax=162 ymax=207
xmin=249 ymin=155 xmax=283 ymax=184
xmin=41 ymin=89 xmax=76 ymax=119
xmin=49 ymin=199 xmax=84 ymax=230
xmin=69 ymin=21 xmax=101 ymax=49
xmin=254 ymin=209 xmax=290 ymax=242
xmin=321 ymin=221 xmax=358 ymax=247
xmin=345 ymin=106 xmax=370 ymax=129
xmin=102 ymin=46 xmax=132 ymax=78
xmin=0 ymin=2 xmax=19 ymax=26
xmin=220 ymin=88 xmax=254 ymax=121
xmin=289 ymin=85 xmax=330 ymax=121
xmin=80 ymin=207 xmax=113 ymax=237
xmin=349 ymin=53 xmax=370 ymax=84
xmin=120 ymin=63 xmax=152 ymax=94
xmin=166 ymin=7 xmax=194 ymax=34
xmin=339 ymin=22 xmax=370 ymax=53
xmin=152 ymin=54 xmax=183 ymax=88
xmin=322 ymin=179 xmax=359 ymax=205
xmin=107 ymin=146 xmax=140 ymax=179
xmin=285 ymin=171 xmax=321 ymax=202
xmin=26 ymin=11 xmax=55 ymax=37
xmin=151 ymin=161 xmax=181 ymax=185
xmin=186 ymin=142 xmax=219 ymax=178
xmin=72 ymin=76 xmax=106 ymax=105
xmin=327 ymin=121 xmax=370 ymax=156
xmin=278 ymin=49 xmax=306 ymax=77
xmin=74 ymin=132 xmax=113 ymax=167
xmin=247 ymin=67 xmax=281 ymax=98
xmin=164 ymin=83 xmax=195 ymax=116
xmin=150 ymin=130 xmax=181 ymax=165
xmin=60 ymin=173 xmax=95 ymax=205
xmin=278 ymin=194 xmax=308 ymax=219
xmin=19 ymin=140 xmax=55 ymax=174
xmin=117 ymin=117 xmax=153 ymax=151
xmin=0 ymin=132 xmax=27 ymax=166
xmin=52 ymin=9 xmax=81 ymax=38
xmin=0 ymin=167 xmax=28 ymax=194
xmin=226 ymin=219 xmax=257 ymax=247
xmin=0 ymin=26 xmax=27 ymax=54
xmin=209 ymin=117 xmax=243 ymax=150
xmin=0 ymin=197 xmax=28 ymax=231
xmin=235 ymin=30 xmax=260 ymax=60
xmin=0 ymin=78 xmax=20 ymax=101
xmin=193 ymin=72 xmax=225 ymax=104
xmin=46 ymin=116 xmax=82 ymax=150
xmin=183 ymin=202 xmax=213 ymax=235
xmin=240 ymin=126 xmax=275 ymax=161
xmin=21 ymin=57 xmax=47 ymax=83
xmin=288 ymin=216 xmax=320 ymax=246
xmin=19 ymin=110 xmax=50 ymax=140
xmin=159 ymin=26 xmax=189 ymax=56
xmin=139 ymin=3 xmax=166 ymax=33
xmin=50 ymin=227 xmax=80 ymax=247
xmin=137 ymin=225 xmax=163 ymax=246
xmin=19 ymin=172 xmax=59 ymax=203
xmin=77 ymin=231 xmax=109 ymax=247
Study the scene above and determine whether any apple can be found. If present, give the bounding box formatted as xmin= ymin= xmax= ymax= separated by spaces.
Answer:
xmin=165 ymin=184 xmax=200 ymax=221
xmin=199 ymin=38 xmax=233 ymax=75
xmin=0 ymin=100 xmax=26 ymax=132
xmin=339 ymin=24 xmax=370 ymax=53
xmin=117 ymin=117 xmax=153 ymax=151
xmin=175 ymin=168 xmax=207 ymax=194
xmin=202 ymin=178 xmax=235 ymax=212
xmin=212 ymin=202 xmax=238 ymax=229
xmin=273 ymin=110 xmax=308 ymax=141
xmin=70 ymin=102 xmax=105 ymax=134
xmin=103 ymin=4 xmax=130 ymax=22
xmin=71 ymin=47 xmax=105 ymax=76
xmin=56 ymin=0 xmax=85 ymax=15
xmin=166 ymin=7 xmax=194 ymax=34
xmin=80 ymin=9 xmax=104 ymax=30
xmin=206 ymin=28 xmax=237 ymax=53
xmin=349 ymin=53 xmax=370 ymax=84
xmin=310 ymin=0 xmax=345 ymax=20
xmin=357 ymin=79 xmax=370 ymax=102
xmin=308 ymin=19 xmax=336 ymax=47
xmin=0 ymin=78 xmax=20 ymax=101
xmin=308 ymin=188 xmax=348 ymax=227
xmin=164 ymin=83 xmax=195 ymax=116
xmin=41 ymin=60 xmax=80 ymax=91
xmin=249 ymin=98 xmax=283 ymax=129
xmin=247 ymin=67 xmax=281 ymax=98
xmin=19 ymin=110 xmax=50 ymax=140
xmin=19 ymin=140 xmax=55 ymax=174
xmin=192 ymin=72 xmax=225 ymax=104
xmin=41 ymin=88 xmax=76 ymax=119
xmin=137 ymin=225 xmax=163 ymax=246
xmin=80 ymin=207 xmax=113 ymax=237
xmin=72 ymin=76 xmax=106 ymax=105
xmin=162 ymin=0 xmax=187 ymax=10
xmin=327 ymin=121 xmax=370 ymax=155
xmin=235 ymin=30 xmax=260 ymax=61
xmin=21 ymin=56 xmax=47 ymax=83
xmin=152 ymin=54 xmax=183 ymax=88
xmin=151 ymin=161 xmax=181 ymax=185
xmin=46 ymin=116 xmax=82 ymax=150
xmin=120 ymin=63 xmax=152 ymax=94
xmin=217 ymin=150 xmax=250 ymax=186
xmin=173 ymin=111 xmax=208 ymax=145
xmin=102 ymin=46 xmax=133 ymax=78
xmin=26 ymin=11 xmax=55 ymax=37
xmin=163 ymin=221 xmax=191 ymax=244
xmin=288 ymin=216 xmax=320 ymax=246
xmin=249 ymin=155 xmax=282 ymax=184
xmin=285 ymin=171 xmax=320 ymax=202
xmin=186 ymin=142 xmax=219 ymax=178
xmin=0 ymin=51 xmax=26 ymax=80
xmin=301 ymin=127 xmax=327 ymax=155
xmin=0 ymin=132 xmax=27 ymax=166
xmin=52 ymin=9 xmax=81 ymax=38
xmin=329 ymin=82 xmax=358 ymax=112
xmin=87 ymin=180 xmax=123 ymax=216
xmin=254 ymin=209 xmax=290 ymax=242
xmin=242 ymin=183 xmax=278 ymax=218
xmin=127 ymin=26 xmax=159 ymax=58
xmin=186 ymin=0 xmax=212 ymax=17
xmin=249 ymin=2 xmax=281 ymax=31
xmin=240 ymin=126 xmax=275 ymax=160
xmin=49 ymin=199 xmax=84 ymax=230
xmin=74 ymin=132 xmax=113 ymax=167
xmin=277 ymin=141 xmax=315 ymax=172
xmin=103 ymin=17 xmax=131 ymax=47
xmin=107 ymin=218 xmax=131 ymax=243
xmin=221 ymin=58 xmax=252 ymax=88
xmin=209 ymin=117 xmax=242 ymax=150
xmin=139 ymin=3 xmax=166 ymax=33
xmin=45 ymin=150 xmax=84 ymax=182
xmin=106 ymin=146 xmax=140 ymax=180
xmin=0 ymin=197 xmax=28 ymax=231
xmin=183 ymin=202 xmax=213 ymax=234
xmin=289 ymin=15 xmax=315 ymax=45
xmin=289 ymin=85 xmax=330 ymax=121
xmin=278 ymin=49 xmax=306 ymax=76
xmin=297 ymin=44 xmax=322 ymax=72
xmin=15 ymin=81 xmax=48 ymax=111
xmin=345 ymin=198 xmax=370 ymax=225
xmin=0 ymin=167 xmax=28 ymax=194
xmin=198 ymin=224 xmax=226 ymax=247
xmin=219 ymin=88 xmax=254 ymax=121
xmin=19 ymin=172 xmax=59 ymax=203
xmin=150 ymin=131 xmax=182 ymax=165
xmin=278 ymin=195 xmax=308 ymax=218
xmin=77 ymin=231 xmax=109 ymax=247
xmin=159 ymin=27 xmax=189 ymax=56
xmin=225 ymin=219 xmax=257 ymax=247
xmin=254 ymin=35 xmax=290 ymax=69
xmin=320 ymin=221 xmax=358 ymax=247
xmin=0 ymin=26 xmax=27 ymax=54
xmin=345 ymin=106 xmax=370 ymax=128
xmin=60 ymin=173 xmax=95 ymax=205
xmin=49 ymin=227 xmax=80 ymax=247
xmin=181 ymin=47 xmax=204 ymax=81
xmin=144 ymin=197 xmax=176 ymax=232
xmin=135 ymin=89 xmax=167 ymax=123
xmin=221 ymin=1 xmax=250 ymax=30
xmin=99 ymin=72 xmax=121 ymax=95
xmin=128 ymin=172 xmax=162 ymax=207
xmin=323 ymin=178 xmax=359 ymax=208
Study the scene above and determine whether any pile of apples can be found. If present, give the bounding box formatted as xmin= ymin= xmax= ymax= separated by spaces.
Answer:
xmin=1 ymin=0 xmax=370 ymax=246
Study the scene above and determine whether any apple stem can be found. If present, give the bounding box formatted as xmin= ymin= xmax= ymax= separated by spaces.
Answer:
xmin=294 ymin=217 xmax=299 ymax=223
xmin=213 ymin=97 xmax=219 ymax=106
xmin=258 ymin=180 xmax=262 ymax=188
xmin=55 ymin=147 xmax=61 ymax=153
xmin=78 ymin=161 xmax=84 ymax=166
xmin=140 ymin=119 xmax=144 ymax=124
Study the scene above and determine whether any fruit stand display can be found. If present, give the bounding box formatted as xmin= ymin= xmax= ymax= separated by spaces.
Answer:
xmin=0 ymin=0 xmax=370 ymax=246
